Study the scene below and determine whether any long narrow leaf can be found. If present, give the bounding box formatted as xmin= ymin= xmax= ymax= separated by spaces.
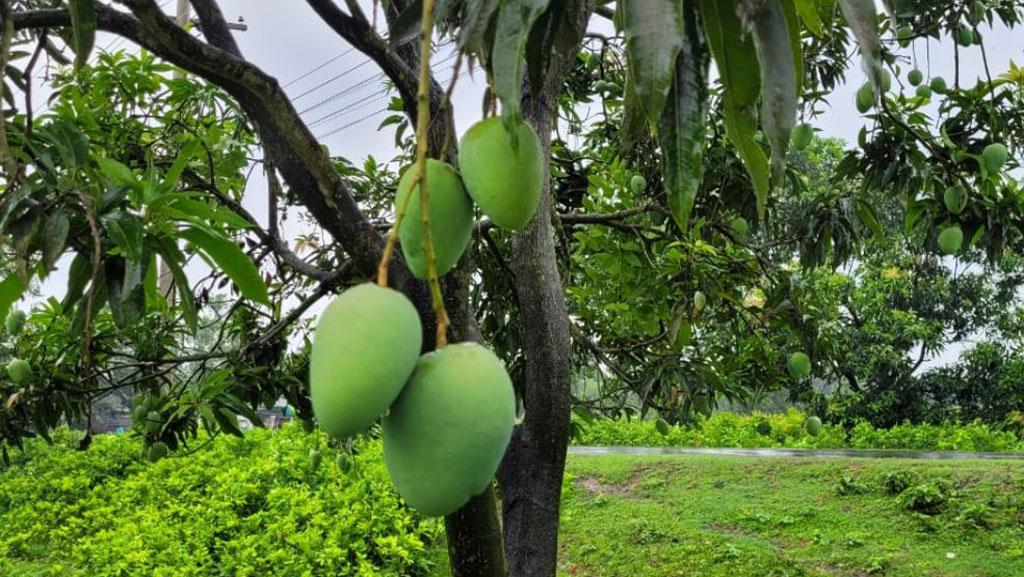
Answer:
xmin=180 ymin=226 xmax=269 ymax=305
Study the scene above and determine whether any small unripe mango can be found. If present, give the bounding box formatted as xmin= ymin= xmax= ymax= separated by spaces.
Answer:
xmin=806 ymin=416 xmax=822 ymax=437
xmin=310 ymin=284 xmax=423 ymax=439
xmin=907 ymin=69 xmax=923 ymax=86
xmin=458 ymin=117 xmax=543 ymax=230
xmin=6 ymin=358 xmax=31 ymax=383
xmin=930 ymin=76 xmax=948 ymax=94
xmin=630 ymin=174 xmax=647 ymax=194
xmin=396 ymin=159 xmax=474 ymax=279
xmin=938 ymin=225 xmax=963 ymax=255
xmin=982 ymin=143 xmax=1008 ymax=173
xmin=787 ymin=352 xmax=811 ymax=380
xmin=856 ymin=83 xmax=874 ymax=113
xmin=4 ymin=309 xmax=25 ymax=336
xmin=943 ymin=186 xmax=967 ymax=215
xmin=791 ymin=123 xmax=814 ymax=151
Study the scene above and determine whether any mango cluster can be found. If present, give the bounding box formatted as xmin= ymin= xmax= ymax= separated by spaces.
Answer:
xmin=309 ymin=117 xmax=540 ymax=517
xmin=397 ymin=117 xmax=544 ymax=279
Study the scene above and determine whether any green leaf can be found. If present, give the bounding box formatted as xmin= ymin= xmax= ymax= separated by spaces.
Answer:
xmin=621 ymin=0 xmax=685 ymax=126
xmin=748 ymin=0 xmax=799 ymax=189
xmin=458 ymin=0 xmax=503 ymax=54
xmin=0 ymin=274 xmax=26 ymax=324
xmin=67 ymin=0 xmax=97 ymax=69
xmin=180 ymin=226 xmax=269 ymax=305
xmin=492 ymin=0 xmax=550 ymax=118
xmin=160 ymin=140 xmax=203 ymax=195
xmin=101 ymin=211 xmax=145 ymax=264
xmin=96 ymin=157 xmax=138 ymax=189
xmin=658 ymin=0 xmax=710 ymax=232
xmin=153 ymin=236 xmax=197 ymax=332
xmin=41 ymin=211 xmax=70 ymax=272
xmin=794 ymin=0 xmax=824 ymax=36
xmin=724 ymin=94 xmax=772 ymax=218
xmin=700 ymin=0 xmax=761 ymax=107
xmin=61 ymin=252 xmax=91 ymax=312
xmin=700 ymin=0 xmax=770 ymax=217
xmin=168 ymin=198 xmax=253 ymax=229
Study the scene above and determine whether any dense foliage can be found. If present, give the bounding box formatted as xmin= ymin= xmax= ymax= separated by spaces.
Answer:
xmin=0 ymin=425 xmax=440 ymax=577
xmin=575 ymin=409 xmax=1024 ymax=452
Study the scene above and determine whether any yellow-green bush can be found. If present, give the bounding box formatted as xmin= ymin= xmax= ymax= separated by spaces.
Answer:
xmin=572 ymin=409 xmax=1024 ymax=452
xmin=0 ymin=425 xmax=441 ymax=577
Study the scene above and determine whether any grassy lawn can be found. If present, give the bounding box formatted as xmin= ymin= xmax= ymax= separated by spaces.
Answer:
xmin=553 ymin=454 xmax=1024 ymax=577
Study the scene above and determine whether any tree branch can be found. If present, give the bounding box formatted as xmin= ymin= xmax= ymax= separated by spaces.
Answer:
xmin=15 ymin=2 xmax=393 ymax=280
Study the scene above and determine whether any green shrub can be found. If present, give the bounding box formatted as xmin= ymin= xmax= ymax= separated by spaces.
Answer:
xmin=898 ymin=480 xmax=956 ymax=515
xmin=572 ymin=410 xmax=1024 ymax=452
xmin=0 ymin=425 xmax=440 ymax=577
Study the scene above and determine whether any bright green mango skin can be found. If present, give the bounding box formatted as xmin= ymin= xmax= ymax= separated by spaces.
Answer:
xmin=7 ymin=359 xmax=31 ymax=383
xmin=787 ymin=352 xmax=811 ymax=380
xmin=310 ymin=284 xmax=423 ymax=439
xmin=458 ymin=117 xmax=543 ymax=231
xmin=397 ymin=160 xmax=475 ymax=279
xmin=938 ymin=226 xmax=963 ymax=255
xmin=383 ymin=342 xmax=515 ymax=517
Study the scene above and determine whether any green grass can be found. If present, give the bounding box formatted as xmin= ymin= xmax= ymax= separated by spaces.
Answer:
xmin=555 ymin=454 xmax=1024 ymax=576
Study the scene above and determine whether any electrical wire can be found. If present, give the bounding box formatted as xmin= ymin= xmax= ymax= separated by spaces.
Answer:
xmin=282 ymin=47 xmax=356 ymax=88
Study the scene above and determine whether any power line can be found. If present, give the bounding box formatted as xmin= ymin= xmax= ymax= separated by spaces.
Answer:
xmin=305 ymin=62 xmax=458 ymax=130
xmin=315 ymin=64 xmax=468 ymax=141
xmin=290 ymin=59 xmax=373 ymax=101
xmin=297 ymin=51 xmax=457 ymax=116
xmin=298 ymin=72 xmax=384 ymax=115
xmin=282 ymin=48 xmax=356 ymax=88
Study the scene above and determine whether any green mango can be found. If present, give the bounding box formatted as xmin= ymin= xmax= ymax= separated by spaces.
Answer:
xmin=730 ymin=217 xmax=750 ymax=238
xmin=458 ymin=117 xmax=543 ymax=230
xmin=806 ymin=416 xmax=822 ymax=437
xmin=309 ymin=449 xmax=322 ymax=469
xmin=396 ymin=159 xmax=475 ymax=279
xmin=930 ymin=76 xmax=948 ymax=94
xmin=915 ymin=84 xmax=932 ymax=99
xmin=956 ymin=24 xmax=974 ymax=47
xmin=630 ymin=174 xmax=647 ymax=194
xmin=310 ymin=284 xmax=423 ymax=439
xmin=791 ymin=123 xmax=814 ymax=151
xmin=145 ymin=411 xmax=163 ymax=434
xmin=896 ymin=25 xmax=913 ymax=46
xmin=787 ymin=352 xmax=811 ymax=380
xmin=383 ymin=342 xmax=515 ymax=517
xmin=982 ymin=143 xmax=1008 ymax=173
xmin=694 ymin=290 xmax=707 ymax=312
xmin=6 ymin=358 xmax=31 ymax=383
xmin=4 ymin=309 xmax=25 ymax=336
xmin=655 ymin=418 xmax=671 ymax=436
xmin=943 ymin=185 xmax=967 ymax=215
xmin=938 ymin=225 xmax=963 ymax=255
xmin=856 ymin=83 xmax=874 ymax=114
xmin=907 ymin=69 xmax=923 ymax=86
xmin=148 ymin=442 xmax=169 ymax=462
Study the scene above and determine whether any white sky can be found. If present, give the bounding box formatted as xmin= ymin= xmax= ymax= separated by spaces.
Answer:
xmin=21 ymin=2 xmax=1024 ymax=369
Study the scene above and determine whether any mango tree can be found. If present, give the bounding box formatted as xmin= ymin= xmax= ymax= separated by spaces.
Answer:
xmin=1 ymin=1 xmax=1022 ymax=576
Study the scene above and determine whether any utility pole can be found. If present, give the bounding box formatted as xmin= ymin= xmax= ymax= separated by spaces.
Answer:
xmin=158 ymin=2 xmax=245 ymax=301
xmin=157 ymin=0 xmax=193 ymax=301
xmin=157 ymin=1 xmax=192 ymax=301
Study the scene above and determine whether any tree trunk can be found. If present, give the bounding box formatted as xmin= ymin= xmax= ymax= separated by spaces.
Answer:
xmin=499 ymin=2 xmax=592 ymax=575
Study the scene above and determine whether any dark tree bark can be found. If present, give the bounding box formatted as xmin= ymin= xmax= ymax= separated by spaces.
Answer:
xmin=498 ymin=2 xmax=593 ymax=576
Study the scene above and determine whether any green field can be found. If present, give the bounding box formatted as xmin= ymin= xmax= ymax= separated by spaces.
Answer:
xmin=3 ymin=428 xmax=1023 ymax=577
xmin=552 ymin=454 xmax=1024 ymax=577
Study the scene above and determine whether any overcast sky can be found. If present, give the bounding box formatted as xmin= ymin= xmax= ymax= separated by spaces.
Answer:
xmin=23 ymin=2 xmax=1024 ymax=368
